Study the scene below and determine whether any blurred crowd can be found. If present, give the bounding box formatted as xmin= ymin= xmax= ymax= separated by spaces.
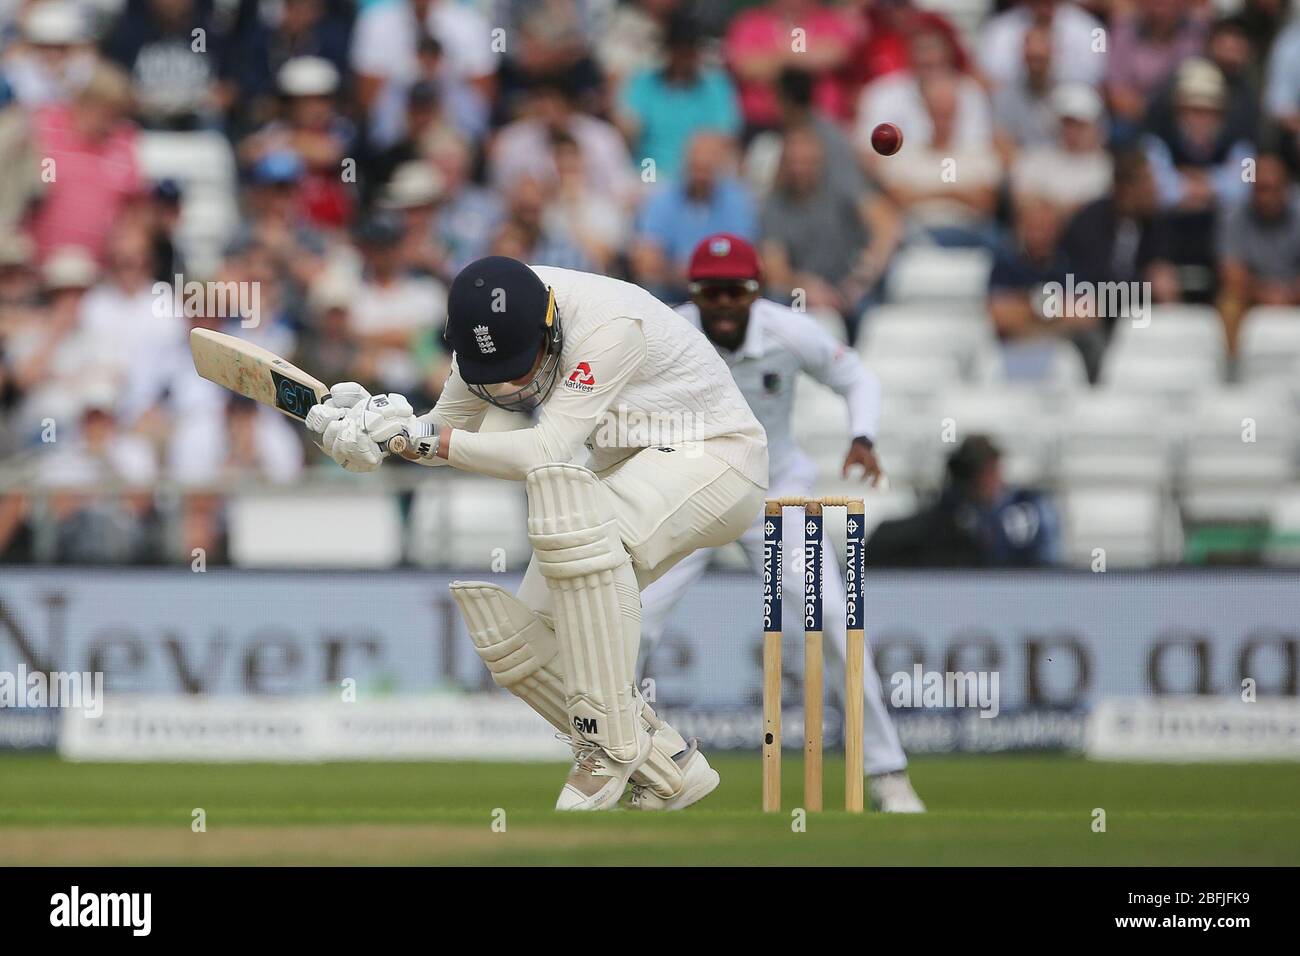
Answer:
xmin=0 ymin=0 xmax=1298 ymax=562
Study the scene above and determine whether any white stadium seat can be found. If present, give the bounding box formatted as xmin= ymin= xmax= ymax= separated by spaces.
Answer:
xmin=1109 ymin=304 xmax=1227 ymax=365
xmin=229 ymin=491 xmax=404 ymax=568
xmin=1265 ymin=486 xmax=1300 ymax=565
xmin=867 ymin=303 xmax=991 ymax=326
xmin=870 ymin=413 xmax=937 ymax=488
xmin=1057 ymin=449 xmax=1172 ymax=486
xmin=871 ymin=352 xmax=965 ymax=400
xmin=807 ymin=442 xmax=851 ymax=486
xmin=1099 ymin=351 xmax=1223 ymax=397
xmin=934 ymin=385 xmax=1060 ymax=429
xmin=1177 ymin=387 xmax=1298 ymax=521
xmin=406 ymin=408 xmax=533 ymax=567
xmin=925 ymin=386 xmax=1059 ymax=485
xmin=137 ymin=130 xmax=237 ymax=186
xmin=408 ymin=477 xmax=530 ymax=569
xmin=792 ymin=377 xmax=850 ymax=454
xmin=856 ymin=488 xmax=920 ymax=537
xmin=985 ymin=338 xmax=1090 ymax=389
xmin=137 ymin=131 xmax=240 ymax=277
xmin=1179 ymin=385 xmax=1297 ymax=447
xmin=1239 ymin=307 xmax=1300 ymax=389
xmin=1057 ymin=390 xmax=1177 ymax=487
xmin=879 ymin=438 xmax=945 ymax=490
xmin=1059 ymin=389 xmax=1176 ymax=448
xmin=860 ymin=310 xmax=997 ymax=382
xmin=886 ymin=247 xmax=993 ymax=304
xmin=1180 ymin=456 xmax=1296 ymax=522
xmin=862 ymin=311 xmax=995 ymax=355
xmin=796 ymin=376 xmax=937 ymax=487
xmin=1061 ymin=486 xmax=1177 ymax=567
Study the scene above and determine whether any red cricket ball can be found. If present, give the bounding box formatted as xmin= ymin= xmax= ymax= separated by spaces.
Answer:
xmin=871 ymin=122 xmax=903 ymax=156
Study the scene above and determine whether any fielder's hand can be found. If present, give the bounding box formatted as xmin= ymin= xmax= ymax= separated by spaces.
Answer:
xmin=842 ymin=437 xmax=887 ymax=488
xmin=305 ymin=384 xmax=418 ymax=472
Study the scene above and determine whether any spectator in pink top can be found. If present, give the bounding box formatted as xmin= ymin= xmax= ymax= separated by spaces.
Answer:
xmin=725 ymin=0 xmax=859 ymax=133
xmin=1107 ymin=0 xmax=1210 ymax=133
xmin=26 ymin=63 xmax=142 ymax=263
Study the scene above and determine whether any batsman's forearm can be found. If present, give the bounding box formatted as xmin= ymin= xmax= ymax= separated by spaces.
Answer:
xmin=446 ymin=421 xmax=577 ymax=481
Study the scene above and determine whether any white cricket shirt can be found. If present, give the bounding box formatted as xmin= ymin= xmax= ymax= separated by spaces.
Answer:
xmin=676 ymin=298 xmax=881 ymax=479
xmin=430 ymin=266 xmax=769 ymax=485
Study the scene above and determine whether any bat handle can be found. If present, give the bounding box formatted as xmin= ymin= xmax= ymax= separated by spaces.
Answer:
xmin=385 ymin=433 xmax=421 ymax=461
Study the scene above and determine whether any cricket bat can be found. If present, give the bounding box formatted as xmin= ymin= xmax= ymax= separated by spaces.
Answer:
xmin=190 ymin=328 xmax=413 ymax=457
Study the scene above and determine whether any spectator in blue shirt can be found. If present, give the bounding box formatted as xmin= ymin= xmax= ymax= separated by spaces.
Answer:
xmin=987 ymin=198 xmax=1105 ymax=382
xmin=617 ymin=13 xmax=740 ymax=182
xmin=1142 ymin=58 xmax=1254 ymax=294
xmin=1263 ymin=15 xmax=1300 ymax=166
xmin=630 ymin=131 xmax=756 ymax=299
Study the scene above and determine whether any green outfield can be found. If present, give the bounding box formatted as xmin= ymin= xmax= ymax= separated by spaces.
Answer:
xmin=1 ymin=754 xmax=1297 ymax=865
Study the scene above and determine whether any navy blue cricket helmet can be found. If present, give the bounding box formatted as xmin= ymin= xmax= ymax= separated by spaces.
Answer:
xmin=444 ymin=256 xmax=563 ymax=412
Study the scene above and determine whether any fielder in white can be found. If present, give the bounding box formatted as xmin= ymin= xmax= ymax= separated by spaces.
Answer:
xmin=638 ymin=233 xmax=924 ymax=812
xmin=304 ymin=255 xmax=768 ymax=811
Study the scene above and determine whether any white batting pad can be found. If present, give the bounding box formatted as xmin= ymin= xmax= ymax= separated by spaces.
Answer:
xmin=636 ymin=704 xmax=690 ymax=797
xmin=450 ymin=579 xmax=690 ymax=796
xmin=450 ymin=581 xmax=569 ymax=733
xmin=525 ymin=463 xmax=648 ymax=763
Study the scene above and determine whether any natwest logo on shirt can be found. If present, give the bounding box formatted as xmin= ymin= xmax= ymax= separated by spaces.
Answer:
xmin=564 ymin=361 xmax=596 ymax=393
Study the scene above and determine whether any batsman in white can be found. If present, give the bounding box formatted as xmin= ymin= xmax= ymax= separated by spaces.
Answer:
xmin=639 ymin=233 xmax=925 ymax=813
xmin=304 ymin=256 xmax=768 ymax=810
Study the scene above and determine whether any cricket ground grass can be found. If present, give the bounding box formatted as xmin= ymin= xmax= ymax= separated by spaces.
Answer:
xmin=2 ymin=754 xmax=1297 ymax=865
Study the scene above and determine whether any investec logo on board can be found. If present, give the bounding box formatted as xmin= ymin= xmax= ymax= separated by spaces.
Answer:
xmin=762 ymin=519 xmax=781 ymax=629
xmin=803 ymin=517 xmax=821 ymax=631
xmin=845 ymin=524 xmax=861 ymax=629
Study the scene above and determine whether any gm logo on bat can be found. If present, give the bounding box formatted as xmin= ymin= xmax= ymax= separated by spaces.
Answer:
xmin=270 ymin=370 xmax=318 ymax=421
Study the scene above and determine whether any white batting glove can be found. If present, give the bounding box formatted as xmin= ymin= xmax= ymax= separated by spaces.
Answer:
xmin=324 ymin=382 xmax=371 ymax=410
xmin=305 ymin=385 xmax=419 ymax=472
xmin=359 ymin=392 xmax=417 ymax=447
xmin=306 ymin=399 xmax=382 ymax=472
xmin=304 ymin=382 xmax=372 ymax=443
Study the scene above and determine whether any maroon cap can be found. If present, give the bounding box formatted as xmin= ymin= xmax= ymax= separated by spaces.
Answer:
xmin=687 ymin=233 xmax=761 ymax=283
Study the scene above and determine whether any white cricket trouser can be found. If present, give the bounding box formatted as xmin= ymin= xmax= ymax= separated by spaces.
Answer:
xmin=639 ymin=459 xmax=908 ymax=776
xmin=516 ymin=445 xmax=766 ymax=632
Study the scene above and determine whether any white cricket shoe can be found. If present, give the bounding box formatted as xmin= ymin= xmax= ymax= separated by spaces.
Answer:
xmin=868 ymin=771 xmax=926 ymax=813
xmin=555 ymin=730 xmax=654 ymax=811
xmin=626 ymin=739 xmax=720 ymax=811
